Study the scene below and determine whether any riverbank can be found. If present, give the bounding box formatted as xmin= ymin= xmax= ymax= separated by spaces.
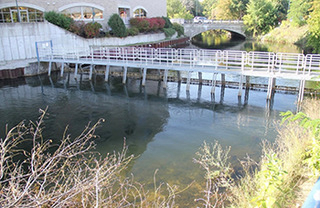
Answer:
xmin=228 ymin=98 xmax=320 ymax=207
xmin=261 ymin=21 xmax=309 ymax=52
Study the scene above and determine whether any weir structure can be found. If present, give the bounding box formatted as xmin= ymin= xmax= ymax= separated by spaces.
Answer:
xmin=36 ymin=40 xmax=320 ymax=103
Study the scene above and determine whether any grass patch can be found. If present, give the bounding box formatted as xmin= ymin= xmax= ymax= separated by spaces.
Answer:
xmin=262 ymin=21 xmax=308 ymax=45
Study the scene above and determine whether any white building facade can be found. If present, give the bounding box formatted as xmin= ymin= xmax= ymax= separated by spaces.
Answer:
xmin=0 ymin=0 xmax=167 ymax=28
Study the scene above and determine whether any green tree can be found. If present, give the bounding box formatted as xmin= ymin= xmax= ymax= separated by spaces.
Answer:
xmin=271 ymin=0 xmax=289 ymax=22
xmin=243 ymin=0 xmax=278 ymax=36
xmin=167 ymin=0 xmax=194 ymax=19
xmin=288 ymin=0 xmax=311 ymax=26
xmin=307 ymin=0 xmax=320 ymax=53
xmin=201 ymin=0 xmax=218 ymax=19
xmin=108 ymin=14 xmax=127 ymax=37
xmin=230 ymin=0 xmax=249 ymax=19
xmin=215 ymin=0 xmax=238 ymax=20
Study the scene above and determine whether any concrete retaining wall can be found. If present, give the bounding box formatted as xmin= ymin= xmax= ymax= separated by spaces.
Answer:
xmin=0 ymin=22 xmax=167 ymax=62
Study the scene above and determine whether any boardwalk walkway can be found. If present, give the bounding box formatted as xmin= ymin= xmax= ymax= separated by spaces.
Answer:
xmin=36 ymin=41 xmax=320 ymax=102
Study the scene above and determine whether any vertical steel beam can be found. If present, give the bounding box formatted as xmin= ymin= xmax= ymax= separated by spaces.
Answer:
xmin=142 ymin=68 xmax=147 ymax=86
xmin=122 ymin=66 xmax=128 ymax=84
xmin=105 ymin=65 xmax=110 ymax=82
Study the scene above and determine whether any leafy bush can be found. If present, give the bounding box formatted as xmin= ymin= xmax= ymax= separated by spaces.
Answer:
xmin=172 ymin=23 xmax=184 ymax=37
xmin=127 ymin=27 xmax=139 ymax=36
xmin=130 ymin=17 xmax=165 ymax=32
xmin=84 ymin=22 xmax=102 ymax=38
xmin=129 ymin=18 xmax=149 ymax=32
xmin=162 ymin=16 xmax=172 ymax=28
xmin=108 ymin=14 xmax=127 ymax=37
xmin=44 ymin=11 xmax=73 ymax=30
xmin=69 ymin=21 xmax=86 ymax=37
xmin=148 ymin=18 xmax=160 ymax=31
xmin=156 ymin=17 xmax=166 ymax=29
xmin=163 ymin=28 xmax=176 ymax=38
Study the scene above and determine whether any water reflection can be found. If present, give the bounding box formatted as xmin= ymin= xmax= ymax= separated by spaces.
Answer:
xmin=0 ymin=72 xmax=298 ymax=205
xmin=191 ymin=29 xmax=303 ymax=53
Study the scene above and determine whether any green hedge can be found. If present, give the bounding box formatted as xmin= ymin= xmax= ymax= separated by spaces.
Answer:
xmin=44 ymin=11 xmax=73 ymax=30
xmin=172 ymin=23 xmax=184 ymax=37
xmin=163 ymin=28 xmax=176 ymax=38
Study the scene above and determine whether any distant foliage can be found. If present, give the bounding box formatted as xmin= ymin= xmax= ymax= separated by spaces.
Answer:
xmin=167 ymin=0 xmax=194 ymax=19
xmin=287 ymin=0 xmax=311 ymax=27
xmin=108 ymin=14 xmax=127 ymax=37
xmin=163 ymin=28 xmax=176 ymax=38
xmin=84 ymin=22 xmax=102 ymax=38
xmin=243 ymin=0 xmax=278 ymax=36
xmin=172 ymin=23 xmax=184 ymax=37
xmin=307 ymin=0 xmax=320 ymax=53
xmin=44 ymin=11 xmax=73 ymax=30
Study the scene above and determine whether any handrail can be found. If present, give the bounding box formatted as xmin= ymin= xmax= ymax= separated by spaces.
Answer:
xmin=36 ymin=43 xmax=320 ymax=80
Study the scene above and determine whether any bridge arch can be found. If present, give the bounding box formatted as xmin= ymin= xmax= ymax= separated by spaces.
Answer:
xmin=183 ymin=21 xmax=246 ymax=39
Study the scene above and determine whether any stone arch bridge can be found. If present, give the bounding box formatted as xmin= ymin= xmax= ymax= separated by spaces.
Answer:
xmin=181 ymin=20 xmax=246 ymax=38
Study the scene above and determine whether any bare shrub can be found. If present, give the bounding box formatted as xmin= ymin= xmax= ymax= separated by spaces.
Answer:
xmin=0 ymin=108 xmax=179 ymax=207
xmin=193 ymin=141 xmax=234 ymax=208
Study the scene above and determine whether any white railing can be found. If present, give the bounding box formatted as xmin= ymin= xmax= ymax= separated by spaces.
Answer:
xmin=38 ymin=45 xmax=320 ymax=79
xmin=171 ymin=19 xmax=244 ymax=24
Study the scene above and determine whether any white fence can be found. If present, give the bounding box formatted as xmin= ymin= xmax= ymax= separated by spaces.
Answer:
xmin=37 ymin=44 xmax=320 ymax=80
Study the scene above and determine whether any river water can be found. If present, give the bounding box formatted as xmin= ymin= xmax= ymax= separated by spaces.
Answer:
xmin=0 ymin=36 xmax=302 ymax=205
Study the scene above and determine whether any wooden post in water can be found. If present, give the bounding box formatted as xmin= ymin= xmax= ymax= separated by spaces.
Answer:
xmin=244 ymin=76 xmax=250 ymax=105
xmin=246 ymin=76 xmax=250 ymax=88
xmin=142 ymin=68 xmax=147 ymax=86
xmin=122 ymin=66 xmax=128 ymax=84
xmin=60 ymin=62 xmax=65 ymax=77
xmin=105 ymin=65 xmax=110 ymax=82
xmin=177 ymin=71 xmax=181 ymax=82
xmin=220 ymin=74 xmax=226 ymax=104
xmin=267 ymin=77 xmax=276 ymax=100
xmin=221 ymin=74 xmax=226 ymax=87
xmin=198 ymin=72 xmax=203 ymax=84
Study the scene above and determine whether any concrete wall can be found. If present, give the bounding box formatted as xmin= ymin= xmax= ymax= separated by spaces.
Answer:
xmin=0 ymin=22 xmax=167 ymax=62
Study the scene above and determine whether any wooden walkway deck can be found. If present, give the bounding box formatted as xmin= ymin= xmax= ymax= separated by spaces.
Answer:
xmin=36 ymin=40 xmax=320 ymax=102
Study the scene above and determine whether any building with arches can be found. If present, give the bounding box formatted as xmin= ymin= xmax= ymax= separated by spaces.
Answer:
xmin=0 ymin=0 xmax=166 ymax=27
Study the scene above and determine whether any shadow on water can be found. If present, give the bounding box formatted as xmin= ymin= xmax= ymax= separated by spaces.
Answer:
xmin=0 ymin=72 xmax=298 ymax=206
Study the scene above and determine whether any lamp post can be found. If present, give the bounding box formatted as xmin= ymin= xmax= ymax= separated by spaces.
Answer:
xmin=15 ymin=0 xmax=21 ymax=22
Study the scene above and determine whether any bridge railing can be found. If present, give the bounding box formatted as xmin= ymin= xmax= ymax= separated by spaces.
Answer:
xmin=175 ymin=19 xmax=244 ymax=24
xmin=37 ymin=44 xmax=320 ymax=78
xmin=247 ymin=51 xmax=275 ymax=72
xmin=305 ymin=54 xmax=320 ymax=75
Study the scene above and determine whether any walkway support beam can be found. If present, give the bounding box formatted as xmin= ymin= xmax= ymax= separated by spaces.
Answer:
xmin=122 ymin=66 xmax=128 ymax=84
xmin=105 ymin=65 xmax=110 ymax=82
xmin=267 ymin=77 xmax=276 ymax=100
xmin=142 ymin=68 xmax=147 ymax=86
